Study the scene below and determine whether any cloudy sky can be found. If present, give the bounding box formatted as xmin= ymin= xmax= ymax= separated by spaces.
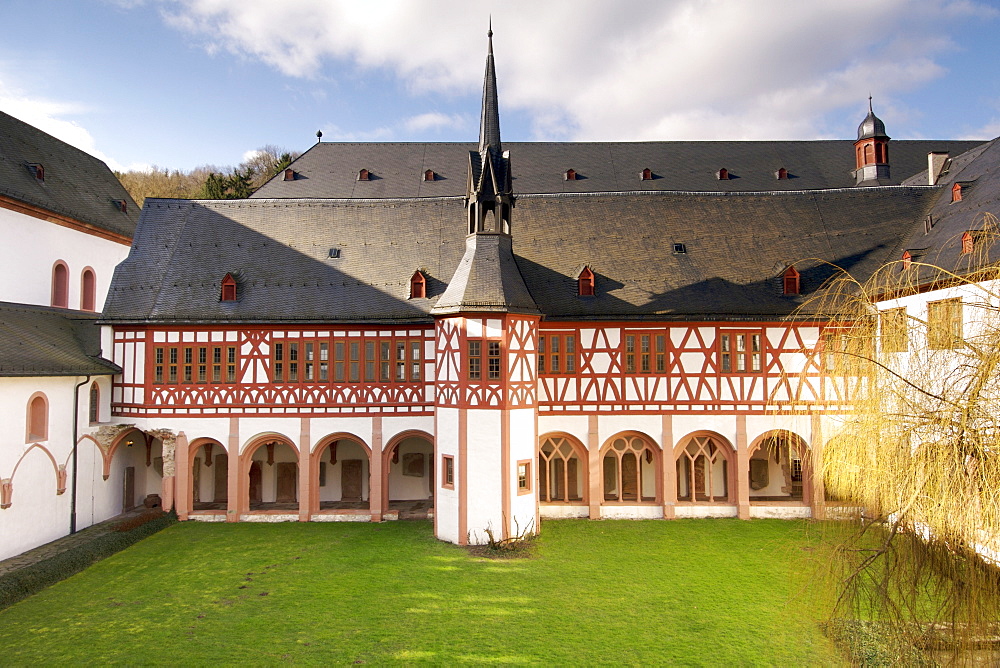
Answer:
xmin=2 ymin=0 xmax=999 ymax=172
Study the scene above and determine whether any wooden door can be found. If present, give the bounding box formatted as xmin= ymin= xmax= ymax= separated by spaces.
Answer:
xmin=214 ymin=454 xmax=228 ymax=503
xmin=603 ymin=455 xmax=617 ymax=500
xmin=553 ymin=458 xmax=565 ymax=501
xmin=123 ymin=466 xmax=135 ymax=511
xmin=249 ymin=461 xmax=262 ymax=503
xmin=276 ymin=462 xmax=297 ymax=503
xmin=567 ymin=458 xmax=579 ymax=501
xmin=621 ymin=453 xmax=638 ymax=501
xmin=341 ymin=459 xmax=362 ymax=501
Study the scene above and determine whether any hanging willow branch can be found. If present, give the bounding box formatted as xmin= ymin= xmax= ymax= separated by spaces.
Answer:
xmin=793 ymin=214 xmax=1000 ymax=662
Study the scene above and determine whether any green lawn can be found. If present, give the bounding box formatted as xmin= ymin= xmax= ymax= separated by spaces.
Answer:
xmin=0 ymin=519 xmax=842 ymax=665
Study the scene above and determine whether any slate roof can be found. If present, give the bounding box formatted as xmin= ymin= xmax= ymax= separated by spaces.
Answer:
xmin=0 ymin=302 xmax=119 ymax=376
xmin=893 ymin=138 xmax=1000 ymax=284
xmin=251 ymin=140 xmax=984 ymax=200
xmin=0 ymin=110 xmax=138 ymax=238
xmin=103 ymin=186 xmax=941 ymax=324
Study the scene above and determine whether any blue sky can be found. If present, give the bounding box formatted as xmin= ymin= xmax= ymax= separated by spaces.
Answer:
xmin=2 ymin=1 xmax=1000 ymax=172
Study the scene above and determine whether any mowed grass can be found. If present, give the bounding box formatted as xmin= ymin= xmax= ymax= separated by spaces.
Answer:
xmin=0 ymin=519 xmax=841 ymax=665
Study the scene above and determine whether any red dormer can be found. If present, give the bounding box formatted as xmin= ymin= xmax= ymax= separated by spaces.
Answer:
xmin=221 ymin=273 xmax=238 ymax=302
xmin=564 ymin=169 xmax=578 ymax=181
xmin=410 ymin=270 xmax=427 ymax=299
xmin=952 ymin=182 xmax=963 ymax=202
xmin=424 ymin=169 xmax=435 ymax=182
xmin=782 ymin=266 xmax=800 ymax=295
xmin=901 ymin=250 xmax=912 ymax=269
xmin=358 ymin=169 xmax=370 ymax=181
xmin=577 ymin=266 xmax=595 ymax=297
xmin=640 ymin=168 xmax=653 ymax=181
xmin=962 ymin=231 xmax=974 ymax=254
xmin=283 ymin=168 xmax=296 ymax=181
xmin=775 ymin=167 xmax=788 ymax=180
xmin=717 ymin=168 xmax=730 ymax=180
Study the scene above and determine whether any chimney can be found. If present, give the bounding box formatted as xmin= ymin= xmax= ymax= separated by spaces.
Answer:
xmin=928 ymin=152 xmax=950 ymax=185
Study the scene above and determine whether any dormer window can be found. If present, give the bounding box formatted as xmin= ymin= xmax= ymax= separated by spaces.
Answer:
xmin=782 ymin=266 xmax=800 ymax=295
xmin=717 ymin=168 xmax=729 ymax=180
xmin=221 ymin=273 xmax=238 ymax=302
xmin=28 ymin=163 xmax=44 ymax=182
xmin=358 ymin=169 xmax=370 ymax=181
xmin=564 ymin=169 xmax=578 ymax=181
xmin=577 ymin=266 xmax=595 ymax=297
xmin=113 ymin=199 xmax=127 ymax=213
xmin=640 ymin=168 xmax=653 ymax=181
xmin=962 ymin=231 xmax=974 ymax=255
xmin=902 ymin=250 xmax=912 ymax=269
xmin=424 ymin=169 xmax=435 ymax=182
xmin=952 ymin=182 xmax=962 ymax=202
xmin=775 ymin=168 xmax=788 ymax=180
xmin=410 ymin=270 xmax=427 ymax=299
xmin=283 ymin=168 xmax=296 ymax=181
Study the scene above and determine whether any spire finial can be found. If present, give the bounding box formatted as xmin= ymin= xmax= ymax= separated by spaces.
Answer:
xmin=488 ymin=17 xmax=493 ymax=52
xmin=478 ymin=24 xmax=501 ymax=153
xmin=868 ymin=94 xmax=873 ymax=113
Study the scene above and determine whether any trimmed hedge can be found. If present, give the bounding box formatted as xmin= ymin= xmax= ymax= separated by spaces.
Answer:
xmin=0 ymin=511 xmax=176 ymax=611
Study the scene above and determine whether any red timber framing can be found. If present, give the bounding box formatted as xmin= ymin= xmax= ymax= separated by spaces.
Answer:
xmin=111 ymin=326 xmax=435 ymax=418
xmin=536 ymin=321 xmax=848 ymax=416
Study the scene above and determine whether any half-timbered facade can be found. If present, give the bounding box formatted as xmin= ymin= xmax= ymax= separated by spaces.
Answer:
xmin=94 ymin=32 xmax=993 ymax=545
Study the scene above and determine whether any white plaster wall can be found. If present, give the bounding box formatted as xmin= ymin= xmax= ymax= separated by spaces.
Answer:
xmin=0 ymin=447 xmax=69 ymax=560
xmin=382 ymin=415 xmax=434 ymax=447
xmin=108 ymin=417 xmax=232 ymax=453
xmin=0 ymin=207 xmax=130 ymax=310
xmin=597 ymin=414 xmax=663 ymax=448
xmin=308 ymin=417 xmax=373 ymax=453
xmin=600 ymin=505 xmax=664 ymax=519
xmin=240 ymin=417 xmax=303 ymax=454
xmin=191 ymin=446 xmax=228 ymax=503
xmin=749 ymin=506 xmax=812 ymax=519
xmin=674 ymin=505 xmax=739 ymax=519
xmin=671 ymin=415 xmax=738 ymax=449
xmin=508 ymin=408 xmax=537 ymax=536
xmin=435 ymin=407 xmax=460 ymax=544
xmin=465 ymin=408 xmax=502 ymax=544
xmin=745 ymin=414 xmax=813 ymax=447
xmin=539 ymin=505 xmax=588 ymax=519
xmin=537 ymin=415 xmax=589 ymax=450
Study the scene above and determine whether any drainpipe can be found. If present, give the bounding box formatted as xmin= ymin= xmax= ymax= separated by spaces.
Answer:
xmin=70 ymin=375 xmax=91 ymax=534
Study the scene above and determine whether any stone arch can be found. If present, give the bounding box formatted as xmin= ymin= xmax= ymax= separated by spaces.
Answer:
xmin=239 ymin=432 xmax=299 ymax=513
xmin=674 ymin=430 xmax=737 ymax=504
xmin=25 ymin=391 xmax=49 ymax=443
xmin=4 ymin=443 xmax=65 ymax=507
xmin=187 ymin=437 xmax=227 ymax=511
xmin=310 ymin=432 xmax=371 ymax=515
xmin=106 ymin=428 xmax=164 ymax=511
xmin=747 ymin=430 xmax=811 ymax=502
xmin=599 ymin=431 xmax=661 ymax=504
xmin=538 ymin=432 xmax=589 ymax=505
xmin=104 ymin=427 xmax=148 ymax=480
xmin=382 ymin=430 xmax=435 ymax=517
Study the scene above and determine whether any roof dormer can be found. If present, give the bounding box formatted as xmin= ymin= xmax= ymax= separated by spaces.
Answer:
xmin=782 ymin=266 xmax=800 ymax=295
xmin=576 ymin=266 xmax=595 ymax=297
xmin=283 ymin=168 xmax=296 ymax=181
xmin=358 ymin=169 xmax=371 ymax=181
xmin=640 ymin=168 xmax=653 ymax=181
xmin=221 ymin=273 xmax=238 ymax=302
xmin=27 ymin=163 xmax=44 ymax=182
xmin=410 ymin=270 xmax=427 ymax=299
xmin=564 ymin=168 xmax=578 ymax=181
xmin=424 ymin=169 xmax=436 ymax=182
xmin=716 ymin=168 xmax=730 ymax=180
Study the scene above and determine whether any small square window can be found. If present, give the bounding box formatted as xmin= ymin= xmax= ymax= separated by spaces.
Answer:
xmin=442 ymin=455 xmax=455 ymax=489
xmin=517 ymin=460 xmax=531 ymax=495
xmin=672 ymin=243 xmax=687 ymax=254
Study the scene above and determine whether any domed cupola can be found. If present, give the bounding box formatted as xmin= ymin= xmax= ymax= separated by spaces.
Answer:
xmin=854 ymin=97 xmax=891 ymax=186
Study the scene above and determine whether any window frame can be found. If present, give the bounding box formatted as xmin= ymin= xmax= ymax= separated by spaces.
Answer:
xmin=927 ymin=298 xmax=963 ymax=350
xmin=442 ymin=455 xmax=455 ymax=489
xmin=718 ymin=330 xmax=763 ymax=374
xmin=517 ymin=459 xmax=532 ymax=495
xmin=880 ymin=307 xmax=908 ymax=354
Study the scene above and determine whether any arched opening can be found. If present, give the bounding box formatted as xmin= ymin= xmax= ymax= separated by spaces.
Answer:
xmin=242 ymin=437 xmax=299 ymax=512
xmin=190 ymin=439 xmax=228 ymax=513
xmin=81 ymin=267 xmax=96 ymax=311
xmin=864 ymin=143 xmax=874 ymax=165
xmin=601 ymin=433 xmax=659 ymax=503
xmin=312 ymin=436 xmax=370 ymax=514
xmin=51 ymin=261 xmax=69 ymax=308
xmin=384 ymin=432 xmax=434 ymax=519
xmin=538 ymin=434 xmax=588 ymax=505
xmin=676 ymin=433 xmax=735 ymax=503
xmin=748 ymin=431 xmax=809 ymax=503
xmin=26 ymin=392 xmax=48 ymax=442
xmin=107 ymin=430 xmax=164 ymax=512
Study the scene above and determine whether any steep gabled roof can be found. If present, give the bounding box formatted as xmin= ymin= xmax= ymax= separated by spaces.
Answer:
xmin=104 ymin=186 xmax=939 ymax=324
xmin=251 ymin=140 xmax=984 ymax=200
xmin=0 ymin=111 xmax=138 ymax=239
xmin=0 ymin=302 xmax=118 ymax=376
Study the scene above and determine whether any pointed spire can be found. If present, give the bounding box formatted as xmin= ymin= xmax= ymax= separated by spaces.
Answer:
xmin=479 ymin=26 xmax=501 ymax=154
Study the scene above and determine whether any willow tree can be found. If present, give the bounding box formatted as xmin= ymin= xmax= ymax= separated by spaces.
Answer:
xmin=805 ymin=214 xmax=1000 ymax=659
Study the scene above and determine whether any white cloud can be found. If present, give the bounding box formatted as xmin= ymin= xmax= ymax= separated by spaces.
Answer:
xmin=0 ymin=77 xmax=127 ymax=171
xmin=403 ymin=112 xmax=468 ymax=134
xmin=153 ymin=0 xmax=997 ymax=140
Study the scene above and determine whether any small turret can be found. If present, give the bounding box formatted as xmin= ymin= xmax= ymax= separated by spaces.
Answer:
xmin=854 ymin=97 xmax=891 ymax=186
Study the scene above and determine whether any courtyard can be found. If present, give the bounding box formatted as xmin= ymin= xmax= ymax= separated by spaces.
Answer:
xmin=0 ymin=519 xmax=840 ymax=664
